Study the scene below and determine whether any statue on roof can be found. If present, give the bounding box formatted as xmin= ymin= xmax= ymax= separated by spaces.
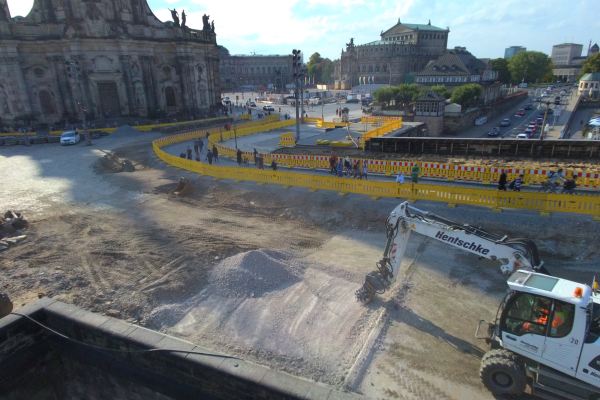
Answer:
xmin=346 ymin=38 xmax=354 ymax=51
xmin=202 ymin=14 xmax=210 ymax=30
xmin=181 ymin=10 xmax=186 ymax=27
xmin=168 ymin=8 xmax=180 ymax=27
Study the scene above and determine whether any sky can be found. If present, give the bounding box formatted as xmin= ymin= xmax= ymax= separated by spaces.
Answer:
xmin=6 ymin=0 xmax=600 ymax=61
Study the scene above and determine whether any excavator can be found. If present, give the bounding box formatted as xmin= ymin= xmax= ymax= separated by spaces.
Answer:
xmin=357 ymin=202 xmax=600 ymax=399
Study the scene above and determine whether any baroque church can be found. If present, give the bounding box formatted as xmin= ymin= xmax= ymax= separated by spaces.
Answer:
xmin=334 ymin=19 xmax=450 ymax=89
xmin=0 ymin=0 xmax=221 ymax=126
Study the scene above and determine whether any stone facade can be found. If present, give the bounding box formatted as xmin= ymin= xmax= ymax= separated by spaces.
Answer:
xmin=218 ymin=47 xmax=293 ymax=91
xmin=334 ymin=20 xmax=449 ymax=89
xmin=0 ymin=0 xmax=221 ymax=126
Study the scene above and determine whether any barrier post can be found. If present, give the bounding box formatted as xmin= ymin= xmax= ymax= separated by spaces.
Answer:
xmin=539 ymin=193 xmax=551 ymax=217
xmin=492 ymin=190 xmax=502 ymax=212
xmin=447 ymin=186 xmax=457 ymax=208
xmin=482 ymin=167 xmax=491 ymax=185
xmin=447 ymin=163 xmax=455 ymax=181
xmin=408 ymin=183 xmax=417 ymax=203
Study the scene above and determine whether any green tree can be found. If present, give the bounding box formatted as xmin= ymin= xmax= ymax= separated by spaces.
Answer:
xmin=321 ymin=61 xmax=334 ymax=83
xmin=431 ymin=84 xmax=452 ymax=99
xmin=508 ymin=51 xmax=553 ymax=83
xmin=450 ymin=84 xmax=482 ymax=107
xmin=392 ymin=84 xmax=421 ymax=106
xmin=577 ymin=53 xmax=600 ymax=80
xmin=373 ymin=87 xmax=394 ymax=104
xmin=307 ymin=52 xmax=322 ymax=67
xmin=491 ymin=58 xmax=510 ymax=84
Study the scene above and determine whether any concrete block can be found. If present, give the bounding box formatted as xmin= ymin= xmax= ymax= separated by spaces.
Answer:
xmin=43 ymin=301 xmax=82 ymax=319
xmin=260 ymin=369 xmax=303 ymax=397
xmin=97 ymin=317 xmax=135 ymax=338
xmin=125 ymin=326 xmax=165 ymax=348
xmin=303 ymin=382 xmax=333 ymax=400
xmin=218 ymin=358 xmax=268 ymax=387
xmin=75 ymin=309 xmax=111 ymax=330
xmin=17 ymin=297 xmax=57 ymax=316
xmin=186 ymin=346 xmax=226 ymax=382
xmin=327 ymin=389 xmax=365 ymax=400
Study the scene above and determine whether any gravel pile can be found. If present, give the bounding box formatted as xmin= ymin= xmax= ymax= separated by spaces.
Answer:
xmin=208 ymin=249 xmax=302 ymax=298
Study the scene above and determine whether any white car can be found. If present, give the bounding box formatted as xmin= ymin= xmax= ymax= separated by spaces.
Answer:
xmin=60 ymin=130 xmax=80 ymax=145
xmin=262 ymin=105 xmax=274 ymax=111
xmin=516 ymin=133 xmax=528 ymax=139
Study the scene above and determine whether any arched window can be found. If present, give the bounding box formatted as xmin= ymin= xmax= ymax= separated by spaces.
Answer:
xmin=383 ymin=64 xmax=387 ymax=72
xmin=262 ymin=67 xmax=265 ymax=74
xmin=375 ymin=64 xmax=380 ymax=72
xmin=368 ymin=65 xmax=373 ymax=72
xmin=165 ymin=86 xmax=176 ymax=107
xmin=251 ymin=67 xmax=254 ymax=74
xmin=39 ymin=90 xmax=55 ymax=115
xmin=362 ymin=66 xmax=366 ymax=72
xmin=268 ymin=67 xmax=271 ymax=74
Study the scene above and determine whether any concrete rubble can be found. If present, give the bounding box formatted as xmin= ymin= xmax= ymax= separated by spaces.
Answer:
xmin=0 ymin=211 xmax=28 ymax=252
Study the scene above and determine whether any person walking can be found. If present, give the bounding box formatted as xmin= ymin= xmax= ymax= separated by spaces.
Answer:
xmin=212 ymin=146 xmax=219 ymax=163
xmin=195 ymin=151 xmax=200 ymax=162
xmin=271 ymin=159 xmax=277 ymax=171
xmin=511 ymin=174 xmax=524 ymax=191
xmin=193 ymin=139 xmax=199 ymax=154
xmin=411 ymin=164 xmax=420 ymax=183
xmin=186 ymin=146 xmax=192 ymax=160
xmin=561 ymin=175 xmax=578 ymax=194
xmin=336 ymin=159 xmax=344 ymax=177
xmin=258 ymin=156 xmax=264 ymax=170
xmin=361 ymin=163 xmax=368 ymax=180
xmin=253 ymin=148 xmax=259 ymax=167
xmin=236 ymin=148 xmax=243 ymax=166
xmin=329 ymin=153 xmax=336 ymax=174
xmin=396 ymin=171 xmax=405 ymax=185
xmin=198 ymin=138 xmax=204 ymax=152
xmin=206 ymin=150 xmax=213 ymax=165
xmin=498 ymin=170 xmax=507 ymax=191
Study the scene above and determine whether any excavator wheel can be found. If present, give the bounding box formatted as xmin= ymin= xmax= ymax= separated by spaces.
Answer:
xmin=0 ymin=293 xmax=13 ymax=319
xmin=480 ymin=350 xmax=526 ymax=397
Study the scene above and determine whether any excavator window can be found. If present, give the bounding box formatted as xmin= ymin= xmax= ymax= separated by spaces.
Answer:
xmin=587 ymin=303 xmax=600 ymax=343
xmin=503 ymin=293 xmax=551 ymax=336
xmin=548 ymin=300 xmax=575 ymax=338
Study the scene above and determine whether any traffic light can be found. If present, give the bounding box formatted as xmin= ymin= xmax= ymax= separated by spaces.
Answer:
xmin=236 ymin=95 xmax=239 ymax=100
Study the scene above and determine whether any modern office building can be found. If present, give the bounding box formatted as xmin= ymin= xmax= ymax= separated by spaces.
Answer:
xmin=504 ymin=46 xmax=526 ymax=59
xmin=551 ymin=43 xmax=583 ymax=65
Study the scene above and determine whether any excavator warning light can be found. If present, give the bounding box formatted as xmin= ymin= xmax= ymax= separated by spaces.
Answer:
xmin=574 ymin=287 xmax=583 ymax=298
xmin=594 ymin=281 xmax=598 ymax=296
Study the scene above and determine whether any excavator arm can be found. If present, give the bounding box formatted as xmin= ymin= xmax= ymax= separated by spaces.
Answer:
xmin=355 ymin=202 xmax=547 ymax=303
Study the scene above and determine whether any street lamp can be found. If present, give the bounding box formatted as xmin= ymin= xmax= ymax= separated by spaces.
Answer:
xmin=539 ymin=100 xmax=554 ymax=141
xmin=65 ymin=60 xmax=91 ymax=145
xmin=292 ymin=49 xmax=305 ymax=141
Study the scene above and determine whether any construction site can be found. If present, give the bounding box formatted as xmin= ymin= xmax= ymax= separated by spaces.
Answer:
xmin=1 ymin=117 xmax=600 ymax=400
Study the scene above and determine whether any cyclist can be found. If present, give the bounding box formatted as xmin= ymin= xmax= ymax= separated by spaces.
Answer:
xmin=543 ymin=168 xmax=567 ymax=192
xmin=561 ymin=175 xmax=578 ymax=194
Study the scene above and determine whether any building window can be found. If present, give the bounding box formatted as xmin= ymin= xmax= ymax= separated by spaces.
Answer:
xmin=165 ymin=86 xmax=176 ymax=107
xmin=386 ymin=47 xmax=388 ymax=51
xmin=251 ymin=67 xmax=254 ymax=74
xmin=376 ymin=64 xmax=380 ymax=72
xmin=383 ymin=64 xmax=387 ymax=72
xmin=39 ymin=90 xmax=55 ymax=115
xmin=239 ymin=67 xmax=242 ymax=74
xmin=363 ymin=66 xmax=366 ymax=72
xmin=268 ymin=67 xmax=271 ymax=74
xmin=584 ymin=83 xmax=588 ymax=88
xmin=262 ymin=67 xmax=265 ymax=74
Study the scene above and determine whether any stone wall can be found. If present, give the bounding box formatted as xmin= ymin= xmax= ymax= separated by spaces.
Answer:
xmin=0 ymin=298 xmax=364 ymax=400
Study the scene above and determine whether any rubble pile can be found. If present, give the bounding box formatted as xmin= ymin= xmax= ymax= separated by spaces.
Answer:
xmin=0 ymin=211 xmax=28 ymax=252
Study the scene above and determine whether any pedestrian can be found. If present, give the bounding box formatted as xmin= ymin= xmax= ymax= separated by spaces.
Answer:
xmin=198 ymin=138 xmax=204 ymax=152
xmin=195 ymin=151 xmax=200 ymax=162
xmin=498 ymin=170 xmax=508 ymax=190
xmin=179 ymin=152 xmax=186 ymax=158
xmin=352 ymin=161 xmax=360 ymax=178
xmin=344 ymin=156 xmax=352 ymax=176
xmin=193 ymin=139 xmax=199 ymax=153
xmin=258 ymin=156 xmax=264 ymax=170
xmin=206 ymin=150 xmax=213 ymax=165
xmin=206 ymin=131 xmax=210 ymax=139
xmin=271 ymin=159 xmax=277 ymax=171
xmin=361 ymin=163 xmax=368 ymax=180
xmin=336 ymin=159 xmax=344 ymax=177
xmin=186 ymin=146 xmax=192 ymax=160
xmin=510 ymin=174 xmax=524 ymax=191
xmin=330 ymin=152 xmax=338 ymax=174
xmin=411 ymin=164 xmax=420 ymax=183
xmin=236 ymin=148 xmax=242 ymax=165
xmin=253 ymin=148 xmax=258 ymax=167
xmin=105 ymin=111 xmax=109 ymax=119
xmin=279 ymin=107 xmax=281 ymax=113
xmin=396 ymin=171 xmax=405 ymax=185
xmin=561 ymin=175 xmax=577 ymax=194
xmin=212 ymin=146 xmax=219 ymax=163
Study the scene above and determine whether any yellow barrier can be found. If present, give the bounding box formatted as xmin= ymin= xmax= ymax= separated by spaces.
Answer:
xmin=153 ymin=133 xmax=600 ymax=220
xmin=317 ymin=121 xmax=352 ymax=128
xmin=280 ymin=132 xmax=295 ymax=147
xmin=305 ymin=117 xmax=324 ymax=123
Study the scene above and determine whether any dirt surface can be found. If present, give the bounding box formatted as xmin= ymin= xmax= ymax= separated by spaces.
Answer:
xmin=274 ymin=145 xmax=600 ymax=172
xmin=1 ymin=135 xmax=599 ymax=399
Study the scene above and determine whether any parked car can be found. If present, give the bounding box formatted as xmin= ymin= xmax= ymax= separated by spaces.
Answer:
xmin=533 ymin=97 xmax=542 ymax=102
xmin=516 ymin=109 xmax=525 ymax=116
xmin=222 ymin=97 xmax=231 ymax=104
xmin=262 ymin=105 xmax=274 ymax=111
xmin=527 ymin=124 xmax=537 ymax=131
xmin=517 ymin=133 xmax=528 ymax=139
xmin=524 ymin=103 xmax=533 ymax=110
xmin=488 ymin=127 xmax=500 ymax=136
xmin=248 ymin=101 xmax=256 ymax=107
xmin=541 ymin=92 xmax=550 ymax=97
xmin=500 ymin=118 xmax=511 ymax=127
xmin=346 ymin=98 xmax=360 ymax=103
xmin=60 ymin=130 xmax=80 ymax=145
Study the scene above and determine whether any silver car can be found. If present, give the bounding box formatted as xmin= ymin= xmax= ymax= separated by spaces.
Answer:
xmin=60 ymin=130 xmax=80 ymax=145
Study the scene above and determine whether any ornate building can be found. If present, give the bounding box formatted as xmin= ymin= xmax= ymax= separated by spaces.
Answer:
xmin=0 ymin=0 xmax=221 ymax=126
xmin=334 ymin=19 xmax=450 ymax=89
xmin=218 ymin=47 xmax=293 ymax=92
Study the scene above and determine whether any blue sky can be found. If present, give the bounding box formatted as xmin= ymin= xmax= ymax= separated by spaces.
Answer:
xmin=6 ymin=0 xmax=599 ymax=61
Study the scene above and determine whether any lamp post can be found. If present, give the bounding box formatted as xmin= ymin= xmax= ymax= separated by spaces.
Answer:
xmin=291 ymin=49 xmax=304 ymax=141
xmin=539 ymin=100 xmax=553 ymax=141
xmin=65 ymin=60 xmax=90 ymax=145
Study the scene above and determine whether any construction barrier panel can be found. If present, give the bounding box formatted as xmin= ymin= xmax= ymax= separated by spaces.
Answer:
xmin=153 ymin=132 xmax=600 ymax=220
xmin=280 ymin=132 xmax=295 ymax=147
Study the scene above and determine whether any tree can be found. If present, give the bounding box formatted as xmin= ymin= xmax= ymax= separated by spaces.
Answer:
xmin=321 ymin=61 xmax=334 ymax=83
xmin=450 ymin=84 xmax=482 ymax=107
xmin=307 ymin=52 xmax=322 ymax=67
xmin=577 ymin=53 xmax=600 ymax=80
xmin=392 ymin=84 xmax=421 ymax=106
xmin=373 ymin=87 xmax=394 ymax=104
xmin=431 ymin=85 xmax=452 ymax=99
xmin=491 ymin=58 xmax=510 ymax=84
xmin=508 ymin=51 xmax=553 ymax=83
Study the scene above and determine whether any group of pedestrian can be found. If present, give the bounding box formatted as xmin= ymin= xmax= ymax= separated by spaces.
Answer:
xmin=395 ymin=165 xmax=420 ymax=185
xmin=497 ymin=168 xmax=578 ymax=194
xmin=328 ymin=152 xmax=367 ymax=179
